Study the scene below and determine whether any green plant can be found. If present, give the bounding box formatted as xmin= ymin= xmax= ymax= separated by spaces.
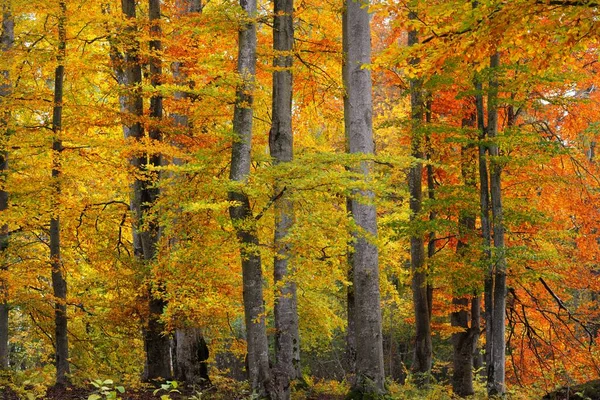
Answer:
xmin=152 ymin=380 xmax=181 ymax=400
xmin=88 ymin=379 xmax=125 ymax=400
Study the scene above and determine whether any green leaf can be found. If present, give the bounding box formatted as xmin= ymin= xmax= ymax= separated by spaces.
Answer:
xmin=116 ymin=386 xmax=125 ymax=393
xmin=88 ymin=395 xmax=102 ymax=400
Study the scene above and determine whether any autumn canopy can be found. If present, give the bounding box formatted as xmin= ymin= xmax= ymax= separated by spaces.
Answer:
xmin=1 ymin=0 xmax=600 ymax=399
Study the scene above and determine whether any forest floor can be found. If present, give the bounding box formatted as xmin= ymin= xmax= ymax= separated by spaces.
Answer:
xmin=0 ymin=383 xmax=347 ymax=400
xmin=543 ymin=379 xmax=600 ymax=399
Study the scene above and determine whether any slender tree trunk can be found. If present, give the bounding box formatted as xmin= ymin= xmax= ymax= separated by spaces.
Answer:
xmin=228 ymin=0 xmax=271 ymax=395
xmin=171 ymin=0 xmax=210 ymax=385
xmin=50 ymin=0 xmax=70 ymax=385
xmin=343 ymin=0 xmax=385 ymax=395
xmin=474 ymin=74 xmax=493 ymax=380
xmin=408 ymin=24 xmax=432 ymax=385
xmin=140 ymin=0 xmax=172 ymax=381
xmin=0 ymin=1 xmax=14 ymax=370
xmin=425 ymin=100 xmax=434 ymax=322
xmin=487 ymin=52 xmax=506 ymax=396
xmin=270 ymin=0 xmax=300 ymax=398
xmin=451 ymin=116 xmax=478 ymax=397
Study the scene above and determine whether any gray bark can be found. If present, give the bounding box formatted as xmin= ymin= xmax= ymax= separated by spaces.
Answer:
xmin=51 ymin=0 xmax=70 ymax=385
xmin=407 ymin=25 xmax=432 ymax=385
xmin=474 ymin=77 xmax=493 ymax=383
xmin=228 ymin=0 xmax=271 ymax=395
xmin=343 ymin=0 xmax=385 ymax=395
xmin=269 ymin=0 xmax=300 ymax=398
xmin=476 ymin=53 xmax=506 ymax=396
xmin=450 ymin=116 xmax=480 ymax=397
xmin=0 ymin=0 xmax=14 ymax=370
xmin=174 ymin=328 xmax=209 ymax=385
xmin=487 ymin=52 xmax=506 ymax=396
xmin=142 ymin=0 xmax=171 ymax=381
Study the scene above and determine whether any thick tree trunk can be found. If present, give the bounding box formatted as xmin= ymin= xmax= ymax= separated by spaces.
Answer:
xmin=0 ymin=1 xmax=14 ymax=370
xmin=270 ymin=1 xmax=300 ymax=398
xmin=51 ymin=0 xmax=70 ymax=385
xmin=228 ymin=0 xmax=271 ymax=395
xmin=343 ymin=0 xmax=385 ymax=395
xmin=174 ymin=328 xmax=209 ymax=385
xmin=408 ymin=25 xmax=432 ymax=385
xmin=171 ymin=0 xmax=210 ymax=386
xmin=486 ymin=52 xmax=506 ymax=396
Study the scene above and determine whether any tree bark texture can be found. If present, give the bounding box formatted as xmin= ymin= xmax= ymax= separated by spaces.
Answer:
xmin=51 ymin=0 xmax=70 ymax=385
xmin=343 ymin=0 xmax=385 ymax=395
xmin=141 ymin=0 xmax=172 ymax=382
xmin=174 ymin=328 xmax=209 ymax=385
xmin=269 ymin=0 xmax=300 ymax=398
xmin=450 ymin=116 xmax=480 ymax=397
xmin=474 ymin=77 xmax=493 ymax=382
xmin=408 ymin=25 xmax=432 ymax=384
xmin=486 ymin=52 xmax=506 ymax=396
xmin=0 ymin=1 xmax=14 ymax=370
xmin=228 ymin=0 xmax=271 ymax=395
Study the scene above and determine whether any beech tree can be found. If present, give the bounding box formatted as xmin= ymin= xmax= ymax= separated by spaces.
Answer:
xmin=270 ymin=0 xmax=300 ymax=398
xmin=0 ymin=0 xmax=12 ymax=371
xmin=343 ymin=0 xmax=385 ymax=395
xmin=115 ymin=0 xmax=171 ymax=380
xmin=407 ymin=20 xmax=432 ymax=384
xmin=228 ymin=0 xmax=271 ymax=395
xmin=50 ymin=0 xmax=70 ymax=385
xmin=484 ymin=52 xmax=507 ymax=396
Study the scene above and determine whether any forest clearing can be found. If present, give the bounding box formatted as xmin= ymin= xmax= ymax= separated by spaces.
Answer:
xmin=1 ymin=0 xmax=600 ymax=398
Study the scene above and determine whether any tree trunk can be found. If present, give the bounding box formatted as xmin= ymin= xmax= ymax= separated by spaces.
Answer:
xmin=117 ymin=0 xmax=170 ymax=381
xmin=487 ymin=52 xmax=506 ymax=396
xmin=0 ymin=0 xmax=14 ymax=371
xmin=171 ymin=0 xmax=210 ymax=386
xmin=343 ymin=0 xmax=385 ymax=395
xmin=270 ymin=0 xmax=300 ymax=398
xmin=174 ymin=328 xmax=209 ymax=385
xmin=408 ymin=24 xmax=432 ymax=385
xmin=450 ymin=116 xmax=479 ymax=397
xmin=228 ymin=0 xmax=271 ymax=395
xmin=425 ymin=101 xmax=434 ymax=323
xmin=141 ymin=0 xmax=171 ymax=381
xmin=51 ymin=0 xmax=70 ymax=385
